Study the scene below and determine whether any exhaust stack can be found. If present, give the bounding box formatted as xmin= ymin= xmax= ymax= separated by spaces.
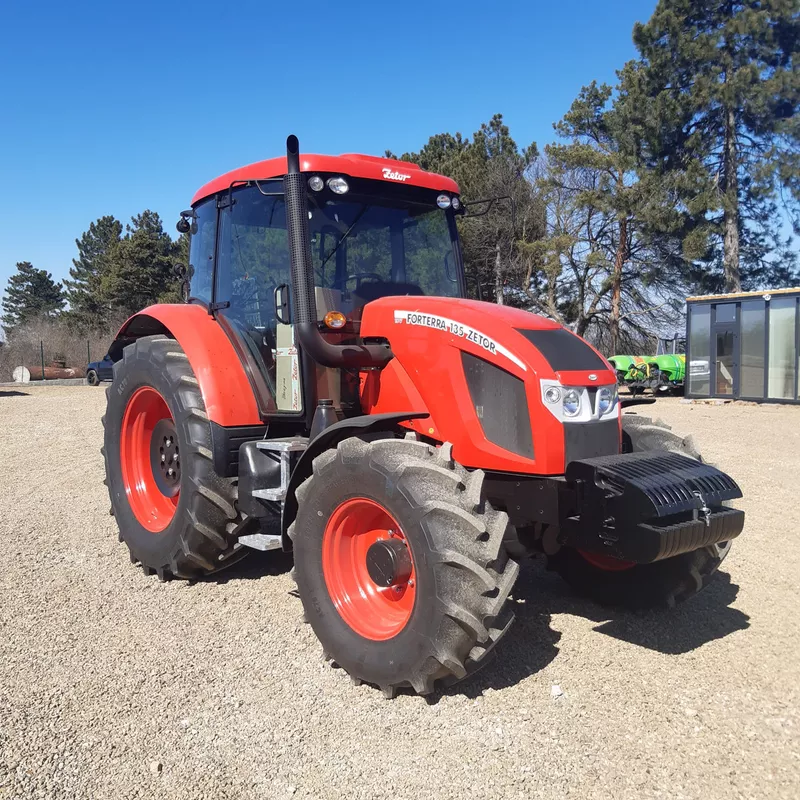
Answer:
xmin=284 ymin=135 xmax=392 ymax=369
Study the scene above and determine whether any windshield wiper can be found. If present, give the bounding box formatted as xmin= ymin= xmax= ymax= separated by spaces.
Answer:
xmin=320 ymin=204 xmax=369 ymax=269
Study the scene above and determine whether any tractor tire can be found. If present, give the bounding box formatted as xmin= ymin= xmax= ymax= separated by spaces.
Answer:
xmin=620 ymin=413 xmax=703 ymax=459
xmin=87 ymin=369 xmax=100 ymax=386
xmin=548 ymin=415 xmax=732 ymax=609
xmin=103 ymin=335 xmax=249 ymax=580
xmin=290 ymin=435 xmax=520 ymax=697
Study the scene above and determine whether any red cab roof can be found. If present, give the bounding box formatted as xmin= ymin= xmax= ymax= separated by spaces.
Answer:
xmin=191 ymin=153 xmax=460 ymax=206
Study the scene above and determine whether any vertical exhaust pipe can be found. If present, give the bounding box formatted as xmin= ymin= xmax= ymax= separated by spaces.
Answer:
xmin=283 ymin=135 xmax=392 ymax=369
xmin=285 ymin=135 xmax=318 ymax=328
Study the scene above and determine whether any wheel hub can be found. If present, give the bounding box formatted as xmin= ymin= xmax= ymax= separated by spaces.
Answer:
xmin=151 ymin=418 xmax=180 ymax=497
xmin=321 ymin=497 xmax=417 ymax=640
xmin=366 ymin=538 xmax=413 ymax=587
xmin=119 ymin=385 xmax=180 ymax=533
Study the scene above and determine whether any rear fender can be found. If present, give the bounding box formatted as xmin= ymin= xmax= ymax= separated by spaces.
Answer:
xmin=112 ymin=304 xmax=261 ymax=427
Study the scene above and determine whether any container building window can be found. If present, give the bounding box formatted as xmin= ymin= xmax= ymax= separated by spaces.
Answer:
xmin=688 ymin=305 xmax=711 ymax=395
xmin=740 ymin=300 xmax=766 ymax=398
xmin=768 ymin=298 xmax=797 ymax=400
xmin=715 ymin=303 xmax=737 ymax=323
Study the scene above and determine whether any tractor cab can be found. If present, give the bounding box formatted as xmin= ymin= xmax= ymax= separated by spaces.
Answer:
xmin=185 ymin=154 xmax=465 ymax=417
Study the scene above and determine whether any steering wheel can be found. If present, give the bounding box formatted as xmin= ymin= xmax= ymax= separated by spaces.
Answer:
xmin=344 ymin=272 xmax=384 ymax=290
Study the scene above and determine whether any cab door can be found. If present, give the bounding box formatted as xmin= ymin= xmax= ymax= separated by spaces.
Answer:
xmin=214 ymin=184 xmax=304 ymax=417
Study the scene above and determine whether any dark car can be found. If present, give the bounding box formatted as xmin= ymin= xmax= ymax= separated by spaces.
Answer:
xmin=86 ymin=354 xmax=114 ymax=386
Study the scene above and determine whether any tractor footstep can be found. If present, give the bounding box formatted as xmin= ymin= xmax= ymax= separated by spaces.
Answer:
xmin=238 ymin=533 xmax=282 ymax=551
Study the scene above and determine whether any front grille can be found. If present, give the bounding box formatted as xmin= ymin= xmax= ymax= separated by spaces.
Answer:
xmin=461 ymin=351 xmax=534 ymax=459
xmin=564 ymin=419 xmax=620 ymax=463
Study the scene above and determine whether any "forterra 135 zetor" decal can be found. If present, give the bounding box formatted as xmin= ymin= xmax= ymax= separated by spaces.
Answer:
xmin=393 ymin=310 xmax=527 ymax=371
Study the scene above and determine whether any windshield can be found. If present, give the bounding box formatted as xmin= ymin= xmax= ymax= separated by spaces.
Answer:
xmin=308 ymin=194 xmax=461 ymax=301
xmin=196 ymin=182 xmax=462 ymax=319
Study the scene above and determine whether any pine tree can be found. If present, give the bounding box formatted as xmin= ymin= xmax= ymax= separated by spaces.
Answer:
xmin=1 ymin=261 xmax=65 ymax=333
xmin=389 ymin=114 xmax=543 ymax=304
xmin=100 ymin=211 xmax=183 ymax=316
xmin=63 ymin=215 xmax=122 ymax=328
xmin=543 ymin=82 xmax=687 ymax=352
xmin=626 ymin=0 xmax=800 ymax=291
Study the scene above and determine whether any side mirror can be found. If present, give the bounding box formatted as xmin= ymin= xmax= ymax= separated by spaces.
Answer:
xmin=174 ymin=263 xmax=188 ymax=279
xmin=176 ymin=209 xmax=195 ymax=235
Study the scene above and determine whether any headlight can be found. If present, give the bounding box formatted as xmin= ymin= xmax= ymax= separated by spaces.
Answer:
xmin=544 ymin=386 xmax=561 ymax=404
xmin=563 ymin=388 xmax=581 ymax=417
xmin=451 ymin=196 xmax=461 ymax=210
xmin=308 ymin=175 xmax=324 ymax=191
xmin=436 ymin=194 xmax=451 ymax=209
xmin=597 ymin=386 xmax=617 ymax=414
xmin=327 ymin=176 xmax=349 ymax=194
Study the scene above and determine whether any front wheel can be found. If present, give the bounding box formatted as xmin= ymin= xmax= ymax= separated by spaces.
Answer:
xmin=290 ymin=435 xmax=519 ymax=697
xmin=87 ymin=369 xmax=100 ymax=386
xmin=549 ymin=415 xmax=732 ymax=608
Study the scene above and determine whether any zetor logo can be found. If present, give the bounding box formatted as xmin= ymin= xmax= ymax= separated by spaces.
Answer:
xmin=382 ymin=167 xmax=411 ymax=182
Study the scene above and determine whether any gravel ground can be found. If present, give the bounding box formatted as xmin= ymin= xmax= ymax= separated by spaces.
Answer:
xmin=1 ymin=385 xmax=798 ymax=800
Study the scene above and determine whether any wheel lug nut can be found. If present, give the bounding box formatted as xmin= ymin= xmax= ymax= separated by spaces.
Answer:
xmin=161 ymin=454 xmax=166 ymax=462
xmin=168 ymin=468 xmax=174 ymax=476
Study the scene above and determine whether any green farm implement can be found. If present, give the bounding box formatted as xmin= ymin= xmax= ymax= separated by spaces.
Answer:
xmin=610 ymin=337 xmax=686 ymax=396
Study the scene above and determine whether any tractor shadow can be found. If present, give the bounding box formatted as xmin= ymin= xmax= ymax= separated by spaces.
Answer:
xmin=203 ymin=543 xmax=749 ymax=699
xmin=433 ymin=557 xmax=749 ymax=701
xmin=583 ymin=572 xmax=749 ymax=654
xmin=528 ymin=558 xmax=750 ymax=655
xmin=0 ymin=390 xmax=29 ymax=397
xmin=201 ymin=548 xmax=294 ymax=584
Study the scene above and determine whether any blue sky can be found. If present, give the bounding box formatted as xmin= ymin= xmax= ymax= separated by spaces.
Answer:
xmin=0 ymin=0 xmax=657 ymax=297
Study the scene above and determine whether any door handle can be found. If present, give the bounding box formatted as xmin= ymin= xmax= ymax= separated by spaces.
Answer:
xmin=274 ymin=284 xmax=290 ymax=325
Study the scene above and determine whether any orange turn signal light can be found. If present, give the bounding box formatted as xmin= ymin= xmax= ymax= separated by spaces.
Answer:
xmin=323 ymin=311 xmax=347 ymax=330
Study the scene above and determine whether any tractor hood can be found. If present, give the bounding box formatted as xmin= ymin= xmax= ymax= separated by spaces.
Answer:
xmin=360 ymin=296 xmax=619 ymax=476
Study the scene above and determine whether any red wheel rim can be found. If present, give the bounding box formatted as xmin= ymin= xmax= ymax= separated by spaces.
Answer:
xmin=578 ymin=550 xmax=636 ymax=571
xmin=322 ymin=498 xmax=416 ymax=641
xmin=120 ymin=386 xmax=179 ymax=533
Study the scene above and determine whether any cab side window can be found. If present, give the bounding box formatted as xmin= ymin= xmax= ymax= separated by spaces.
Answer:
xmin=216 ymin=187 xmax=291 ymax=328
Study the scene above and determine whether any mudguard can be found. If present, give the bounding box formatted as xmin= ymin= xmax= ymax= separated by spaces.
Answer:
xmin=281 ymin=411 xmax=429 ymax=545
xmin=113 ymin=304 xmax=262 ymax=427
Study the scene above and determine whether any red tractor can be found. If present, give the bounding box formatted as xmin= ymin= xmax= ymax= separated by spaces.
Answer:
xmin=103 ymin=136 xmax=744 ymax=697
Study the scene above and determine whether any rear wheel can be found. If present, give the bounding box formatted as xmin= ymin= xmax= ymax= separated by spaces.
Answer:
xmin=103 ymin=335 xmax=249 ymax=579
xmin=548 ymin=415 xmax=732 ymax=608
xmin=290 ymin=435 xmax=520 ymax=697
xmin=87 ymin=369 xmax=99 ymax=386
